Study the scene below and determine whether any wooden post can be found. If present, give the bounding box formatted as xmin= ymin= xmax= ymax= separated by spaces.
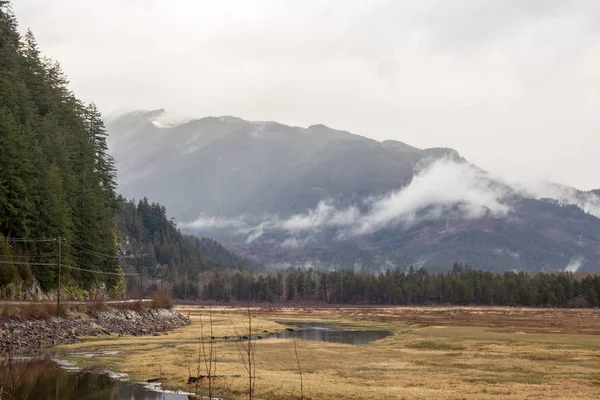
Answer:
xmin=139 ymin=265 xmax=143 ymax=307
xmin=184 ymin=269 xmax=187 ymax=301
xmin=57 ymin=237 xmax=62 ymax=316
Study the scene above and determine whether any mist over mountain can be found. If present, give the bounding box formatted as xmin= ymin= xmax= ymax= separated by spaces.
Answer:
xmin=106 ymin=110 xmax=600 ymax=272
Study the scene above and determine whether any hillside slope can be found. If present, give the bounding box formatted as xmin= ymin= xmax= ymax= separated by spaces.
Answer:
xmin=0 ymin=5 xmax=121 ymax=296
xmin=106 ymin=110 xmax=460 ymax=218
xmin=116 ymin=197 xmax=257 ymax=296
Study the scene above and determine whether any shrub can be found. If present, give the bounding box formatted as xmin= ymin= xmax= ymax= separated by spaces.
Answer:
xmin=152 ymin=290 xmax=174 ymax=309
xmin=0 ymin=302 xmax=57 ymax=320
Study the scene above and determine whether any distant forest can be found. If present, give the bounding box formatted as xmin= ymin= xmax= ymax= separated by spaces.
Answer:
xmin=196 ymin=264 xmax=600 ymax=308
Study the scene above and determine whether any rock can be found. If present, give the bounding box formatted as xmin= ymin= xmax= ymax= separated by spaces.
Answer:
xmin=1 ymin=308 xmax=190 ymax=355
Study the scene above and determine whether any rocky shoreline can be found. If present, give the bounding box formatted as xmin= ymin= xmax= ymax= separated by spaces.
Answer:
xmin=0 ymin=308 xmax=190 ymax=354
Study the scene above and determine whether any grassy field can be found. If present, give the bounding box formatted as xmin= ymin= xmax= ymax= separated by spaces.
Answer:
xmin=57 ymin=305 xmax=600 ymax=399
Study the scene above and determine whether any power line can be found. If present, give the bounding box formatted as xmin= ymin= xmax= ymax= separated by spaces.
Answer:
xmin=1 ymin=237 xmax=58 ymax=243
xmin=69 ymin=240 xmax=147 ymax=260
xmin=69 ymin=241 xmax=123 ymax=259
xmin=72 ymin=258 xmax=138 ymax=276
xmin=73 ymin=246 xmax=124 ymax=259
xmin=0 ymin=260 xmax=57 ymax=266
xmin=150 ymin=263 xmax=168 ymax=279
xmin=0 ymin=255 xmax=53 ymax=259
xmin=61 ymin=264 xmax=140 ymax=277
xmin=0 ymin=259 xmax=139 ymax=277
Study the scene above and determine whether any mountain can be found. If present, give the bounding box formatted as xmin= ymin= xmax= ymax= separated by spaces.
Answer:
xmin=107 ymin=110 xmax=460 ymax=219
xmin=106 ymin=110 xmax=600 ymax=272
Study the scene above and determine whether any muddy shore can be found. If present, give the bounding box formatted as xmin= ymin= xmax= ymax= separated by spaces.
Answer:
xmin=0 ymin=308 xmax=190 ymax=354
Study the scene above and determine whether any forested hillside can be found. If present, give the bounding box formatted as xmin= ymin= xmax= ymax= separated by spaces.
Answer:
xmin=116 ymin=197 xmax=257 ymax=297
xmin=0 ymin=3 xmax=122 ymax=296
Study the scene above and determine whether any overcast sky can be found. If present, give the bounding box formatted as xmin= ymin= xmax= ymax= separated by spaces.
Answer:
xmin=13 ymin=0 xmax=600 ymax=190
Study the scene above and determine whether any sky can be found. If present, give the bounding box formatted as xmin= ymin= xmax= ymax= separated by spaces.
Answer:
xmin=12 ymin=0 xmax=600 ymax=190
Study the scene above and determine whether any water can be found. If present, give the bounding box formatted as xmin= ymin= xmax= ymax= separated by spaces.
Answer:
xmin=0 ymin=358 xmax=194 ymax=400
xmin=274 ymin=322 xmax=392 ymax=345
xmin=0 ymin=323 xmax=391 ymax=398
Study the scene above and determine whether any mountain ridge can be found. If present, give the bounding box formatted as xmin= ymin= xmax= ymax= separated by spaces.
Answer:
xmin=106 ymin=110 xmax=600 ymax=272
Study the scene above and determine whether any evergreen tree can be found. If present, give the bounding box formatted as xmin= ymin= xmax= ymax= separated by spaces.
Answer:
xmin=0 ymin=2 xmax=122 ymax=296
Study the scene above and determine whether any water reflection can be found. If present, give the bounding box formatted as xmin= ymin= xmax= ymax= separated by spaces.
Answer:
xmin=275 ymin=323 xmax=392 ymax=345
xmin=0 ymin=358 xmax=193 ymax=400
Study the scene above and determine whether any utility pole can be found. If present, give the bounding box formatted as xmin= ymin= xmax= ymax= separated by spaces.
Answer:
xmin=184 ymin=269 xmax=187 ymax=301
xmin=57 ymin=237 xmax=62 ymax=317
xmin=139 ymin=265 xmax=143 ymax=307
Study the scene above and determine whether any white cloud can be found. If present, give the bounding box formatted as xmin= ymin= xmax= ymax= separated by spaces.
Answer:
xmin=180 ymin=157 xmax=600 ymax=244
xmin=278 ymin=201 xmax=360 ymax=232
xmin=181 ymin=158 xmax=513 ymax=241
xmin=564 ymin=257 xmax=584 ymax=272
xmin=349 ymin=160 xmax=510 ymax=235
xmin=180 ymin=215 xmax=248 ymax=230
xmin=508 ymin=179 xmax=600 ymax=218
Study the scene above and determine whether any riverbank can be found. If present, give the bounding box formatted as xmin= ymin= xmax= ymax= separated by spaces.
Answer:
xmin=0 ymin=307 xmax=190 ymax=354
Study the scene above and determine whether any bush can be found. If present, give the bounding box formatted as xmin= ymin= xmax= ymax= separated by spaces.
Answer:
xmin=0 ymin=263 xmax=18 ymax=290
xmin=151 ymin=289 xmax=174 ymax=309
xmin=566 ymin=296 xmax=590 ymax=308
xmin=88 ymin=299 xmax=108 ymax=317
xmin=0 ymin=302 xmax=57 ymax=320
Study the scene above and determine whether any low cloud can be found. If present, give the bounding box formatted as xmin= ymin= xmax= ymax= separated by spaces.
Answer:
xmin=509 ymin=179 xmax=600 ymax=218
xmin=181 ymin=215 xmax=248 ymax=230
xmin=492 ymin=247 xmax=520 ymax=260
xmin=181 ymin=158 xmax=512 ymax=241
xmin=564 ymin=257 xmax=584 ymax=273
xmin=280 ymin=236 xmax=315 ymax=249
xmin=180 ymin=158 xmax=600 ymax=245
xmin=348 ymin=159 xmax=510 ymax=235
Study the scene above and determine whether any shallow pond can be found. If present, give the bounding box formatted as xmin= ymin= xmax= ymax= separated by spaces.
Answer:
xmin=0 ymin=322 xmax=391 ymax=398
xmin=0 ymin=357 xmax=194 ymax=400
xmin=274 ymin=322 xmax=392 ymax=345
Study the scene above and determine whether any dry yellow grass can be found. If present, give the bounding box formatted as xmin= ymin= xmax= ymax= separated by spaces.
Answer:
xmin=58 ymin=306 xmax=600 ymax=399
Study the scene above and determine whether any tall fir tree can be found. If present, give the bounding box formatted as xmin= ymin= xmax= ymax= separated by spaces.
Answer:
xmin=0 ymin=1 xmax=122 ymax=297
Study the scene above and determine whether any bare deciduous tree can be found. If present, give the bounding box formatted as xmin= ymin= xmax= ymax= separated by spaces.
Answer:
xmin=293 ymin=338 xmax=304 ymax=400
xmin=228 ymin=308 xmax=257 ymax=400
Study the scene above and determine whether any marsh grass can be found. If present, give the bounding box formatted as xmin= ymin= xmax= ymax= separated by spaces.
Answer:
xmin=405 ymin=340 xmax=465 ymax=350
xmin=57 ymin=306 xmax=600 ymax=400
xmin=0 ymin=302 xmax=65 ymax=319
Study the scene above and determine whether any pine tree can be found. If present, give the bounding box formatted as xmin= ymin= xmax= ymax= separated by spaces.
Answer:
xmin=0 ymin=2 xmax=123 ymax=296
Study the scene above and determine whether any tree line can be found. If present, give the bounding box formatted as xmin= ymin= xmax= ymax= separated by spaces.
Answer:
xmin=195 ymin=263 xmax=600 ymax=307
xmin=0 ymin=3 xmax=121 ymax=296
